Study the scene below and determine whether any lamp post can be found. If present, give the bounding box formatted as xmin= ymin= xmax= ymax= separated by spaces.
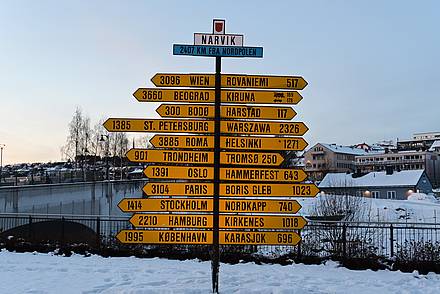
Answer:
xmin=100 ymin=135 xmax=110 ymax=181
xmin=0 ymin=144 xmax=5 ymax=184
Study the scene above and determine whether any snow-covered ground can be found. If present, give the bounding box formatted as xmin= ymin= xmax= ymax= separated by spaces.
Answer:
xmin=1 ymin=250 xmax=439 ymax=293
xmin=298 ymin=194 xmax=440 ymax=223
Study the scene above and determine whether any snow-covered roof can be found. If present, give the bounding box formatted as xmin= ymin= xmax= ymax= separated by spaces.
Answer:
xmin=320 ymin=143 xmax=370 ymax=156
xmin=429 ymin=140 xmax=440 ymax=151
xmin=319 ymin=170 xmax=425 ymax=188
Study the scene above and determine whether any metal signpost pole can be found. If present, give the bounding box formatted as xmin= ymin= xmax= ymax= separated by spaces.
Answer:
xmin=212 ymin=56 xmax=221 ymax=293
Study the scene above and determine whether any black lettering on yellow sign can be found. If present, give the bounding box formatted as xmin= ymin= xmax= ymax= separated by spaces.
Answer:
xmin=184 ymin=184 xmax=209 ymax=194
xmin=225 ymin=106 xmax=260 ymax=117
xmin=168 ymin=215 xmax=210 ymax=227
xmin=225 ymin=76 xmax=268 ymax=88
xmin=103 ymin=119 xmax=214 ymax=133
xmin=159 ymin=199 xmax=208 ymax=211
xmin=225 ymin=91 xmax=255 ymax=102
xmin=118 ymin=198 xmax=213 ymax=212
xmin=221 ymin=121 xmax=308 ymax=135
xmin=173 ymin=90 xmax=211 ymax=101
xmin=220 ymin=200 xmax=301 ymax=213
xmin=117 ymin=230 xmax=213 ymax=244
xmin=158 ymin=231 xmax=208 ymax=243
xmin=150 ymin=135 xmax=214 ymax=149
xmin=223 ymin=232 xmax=267 ymax=243
xmin=219 ymin=215 xmax=307 ymax=229
xmin=224 ymin=137 xmax=262 ymax=149
xmin=220 ymin=168 xmax=304 ymax=182
xmin=223 ymin=216 xmax=265 ymax=228
xmin=220 ymin=231 xmax=300 ymax=245
xmin=223 ymin=184 xmax=271 ymax=195
xmin=144 ymin=166 xmax=213 ymax=180
xmin=224 ymin=122 xmax=271 ymax=133
xmin=130 ymin=214 xmax=214 ymax=228
xmin=224 ymin=200 xmax=267 ymax=212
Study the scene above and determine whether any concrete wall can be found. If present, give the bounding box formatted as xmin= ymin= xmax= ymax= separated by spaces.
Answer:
xmin=0 ymin=180 xmax=146 ymax=216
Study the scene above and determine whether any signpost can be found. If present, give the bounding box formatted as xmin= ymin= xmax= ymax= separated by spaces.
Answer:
xmin=150 ymin=135 xmax=214 ymax=149
xmin=108 ymin=20 xmax=317 ymax=293
xmin=220 ymin=136 xmax=308 ymax=151
xmin=129 ymin=214 xmax=307 ymax=230
xmin=151 ymin=73 xmax=307 ymax=90
xmin=133 ymin=88 xmax=303 ymax=104
xmin=127 ymin=148 xmax=284 ymax=166
xmin=118 ymin=198 xmax=301 ymax=214
xmin=220 ymin=183 xmax=320 ymax=197
xmin=156 ymin=104 xmax=297 ymax=120
xmin=142 ymin=182 xmax=319 ymax=197
xmin=149 ymin=135 xmax=309 ymax=151
xmin=116 ymin=229 xmax=212 ymax=244
xmin=103 ymin=118 xmax=214 ymax=133
xmin=220 ymin=121 xmax=308 ymax=135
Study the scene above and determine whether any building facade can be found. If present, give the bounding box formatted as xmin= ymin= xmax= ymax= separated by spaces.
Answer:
xmin=304 ymin=143 xmax=368 ymax=181
xmin=397 ymin=131 xmax=440 ymax=151
xmin=355 ymin=150 xmax=440 ymax=188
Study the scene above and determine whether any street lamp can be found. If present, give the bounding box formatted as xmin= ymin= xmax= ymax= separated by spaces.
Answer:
xmin=0 ymin=144 xmax=5 ymax=184
xmin=100 ymin=135 xmax=110 ymax=181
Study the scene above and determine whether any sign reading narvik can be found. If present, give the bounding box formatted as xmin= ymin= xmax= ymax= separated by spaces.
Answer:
xmin=194 ymin=19 xmax=243 ymax=47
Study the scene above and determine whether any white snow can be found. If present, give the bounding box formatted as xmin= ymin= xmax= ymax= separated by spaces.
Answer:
xmin=319 ymin=143 xmax=371 ymax=156
xmin=297 ymin=194 xmax=440 ymax=223
xmin=408 ymin=193 xmax=438 ymax=204
xmin=0 ymin=250 xmax=439 ymax=293
xmin=319 ymin=170 xmax=425 ymax=188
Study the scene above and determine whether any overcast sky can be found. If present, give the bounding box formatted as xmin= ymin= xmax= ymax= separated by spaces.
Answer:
xmin=0 ymin=0 xmax=439 ymax=164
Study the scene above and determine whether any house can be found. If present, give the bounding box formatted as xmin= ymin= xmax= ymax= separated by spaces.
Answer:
xmin=319 ymin=169 xmax=433 ymax=200
xmin=304 ymin=143 xmax=369 ymax=181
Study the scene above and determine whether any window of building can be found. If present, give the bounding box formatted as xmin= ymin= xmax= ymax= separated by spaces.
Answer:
xmin=371 ymin=191 xmax=380 ymax=198
xmin=387 ymin=191 xmax=396 ymax=199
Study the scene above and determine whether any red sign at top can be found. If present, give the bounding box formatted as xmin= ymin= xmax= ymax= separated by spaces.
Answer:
xmin=213 ymin=19 xmax=225 ymax=34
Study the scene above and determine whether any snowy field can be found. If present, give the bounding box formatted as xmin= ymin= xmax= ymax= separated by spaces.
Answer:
xmin=1 ymin=250 xmax=439 ymax=294
xmin=298 ymin=194 xmax=440 ymax=223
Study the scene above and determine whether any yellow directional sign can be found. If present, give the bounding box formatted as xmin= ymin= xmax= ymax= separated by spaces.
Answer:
xmin=156 ymin=104 xmax=296 ymax=120
xmin=126 ymin=149 xmax=213 ymax=164
xmin=143 ymin=182 xmax=213 ymax=196
xmin=220 ymin=153 xmax=284 ymax=166
xmin=220 ymin=231 xmax=301 ymax=245
xmin=149 ymin=135 xmax=308 ymax=151
xmin=220 ymin=199 xmax=301 ymax=214
xmin=150 ymin=135 xmax=214 ymax=149
xmin=150 ymin=73 xmax=308 ymax=90
xmin=220 ymin=121 xmax=308 ymax=135
xmin=220 ymin=215 xmax=307 ymax=229
xmin=134 ymin=88 xmax=303 ymax=104
xmin=116 ymin=229 xmax=212 ymax=244
xmin=129 ymin=214 xmax=307 ymax=230
xmin=220 ymin=168 xmax=306 ymax=182
xmin=127 ymin=149 xmax=283 ymax=166
xmin=142 ymin=183 xmax=319 ymax=197
xmin=220 ymin=183 xmax=320 ymax=197
xmin=118 ymin=198 xmax=301 ymax=213
xmin=144 ymin=166 xmax=214 ymax=180
xmin=130 ymin=214 xmax=212 ymax=228
xmin=118 ymin=198 xmax=212 ymax=212
xmin=144 ymin=166 xmax=304 ymax=180
xmin=103 ymin=118 xmax=213 ymax=133
xmin=221 ymin=136 xmax=308 ymax=151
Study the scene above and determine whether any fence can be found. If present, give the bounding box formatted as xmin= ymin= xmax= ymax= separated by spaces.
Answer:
xmin=1 ymin=213 xmax=440 ymax=268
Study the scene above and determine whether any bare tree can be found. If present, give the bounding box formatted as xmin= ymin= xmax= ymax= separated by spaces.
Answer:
xmin=61 ymin=107 xmax=92 ymax=164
